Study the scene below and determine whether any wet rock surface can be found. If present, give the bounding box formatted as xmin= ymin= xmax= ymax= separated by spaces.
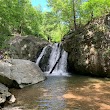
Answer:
xmin=9 ymin=36 xmax=49 ymax=62
xmin=0 ymin=83 xmax=12 ymax=108
xmin=62 ymin=14 xmax=110 ymax=77
xmin=0 ymin=59 xmax=45 ymax=88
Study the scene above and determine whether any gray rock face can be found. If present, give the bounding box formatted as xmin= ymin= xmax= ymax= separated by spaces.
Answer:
xmin=9 ymin=36 xmax=49 ymax=62
xmin=0 ymin=59 xmax=45 ymax=88
xmin=38 ymin=45 xmax=52 ymax=72
xmin=62 ymin=14 xmax=110 ymax=77
xmin=0 ymin=83 xmax=11 ymax=105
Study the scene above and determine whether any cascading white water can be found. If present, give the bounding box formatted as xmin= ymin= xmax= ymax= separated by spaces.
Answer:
xmin=48 ymin=49 xmax=68 ymax=76
xmin=36 ymin=43 xmax=68 ymax=76
xmin=36 ymin=45 xmax=49 ymax=65
xmin=57 ymin=50 xmax=68 ymax=75
xmin=48 ymin=43 xmax=61 ymax=73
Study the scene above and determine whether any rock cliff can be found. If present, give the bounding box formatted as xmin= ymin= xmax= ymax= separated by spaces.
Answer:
xmin=62 ymin=14 xmax=110 ymax=77
xmin=9 ymin=36 xmax=49 ymax=62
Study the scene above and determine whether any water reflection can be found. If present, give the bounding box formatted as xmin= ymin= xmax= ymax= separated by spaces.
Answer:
xmin=9 ymin=76 xmax=110 ymax=110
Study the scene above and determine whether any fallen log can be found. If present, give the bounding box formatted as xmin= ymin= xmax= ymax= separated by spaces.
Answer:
xmin=49 ymin=49 xmax=62 ymax=74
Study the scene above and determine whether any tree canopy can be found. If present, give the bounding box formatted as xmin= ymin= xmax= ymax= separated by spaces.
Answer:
xmin=0 ymin=0 xmax=110 ymax=48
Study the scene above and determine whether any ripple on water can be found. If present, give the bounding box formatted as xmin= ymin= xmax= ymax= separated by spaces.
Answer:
xmin=8 ymin=76 xmax=110 ymax=110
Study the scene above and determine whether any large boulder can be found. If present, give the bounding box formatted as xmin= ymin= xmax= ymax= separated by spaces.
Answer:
xmin=0 ymin=59 xmax=45 ymax=88
xmin=9 ymin=36 xmax=49 ymax=62
xmin=62 ymin=14 xmax=110 ymax=77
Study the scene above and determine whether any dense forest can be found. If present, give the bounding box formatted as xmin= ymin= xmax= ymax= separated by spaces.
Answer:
xmin=0 ymin=0 xmax=110 ymax=49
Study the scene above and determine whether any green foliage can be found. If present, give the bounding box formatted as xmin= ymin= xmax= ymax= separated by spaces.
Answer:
xmin=39 ymin=11 xmax=68 ymax=42
xmin=0 ymin=34 xmax=11 ymax=49
xmin=81 ymin=0 xmax=110 ymax=23
xmin=0 ymin=0 xmax=43 ymax=48
xmin=44 ymin=0 xmax=110 ymax=41
xmin=47 ymin=0 xmax=110 ymax=26
xmin=0 ymin=0 xmax=42 ymax=35
xmin=0 ymin=0 xmax=110 ymax=46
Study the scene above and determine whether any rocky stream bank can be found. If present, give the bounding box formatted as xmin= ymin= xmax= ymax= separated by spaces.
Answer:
xmin=0 ymin=59 xmax=45 ymax=108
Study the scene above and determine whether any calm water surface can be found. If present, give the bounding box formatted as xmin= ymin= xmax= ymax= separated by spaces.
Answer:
xmin=9 ymin=75 xmax=110 ymax=110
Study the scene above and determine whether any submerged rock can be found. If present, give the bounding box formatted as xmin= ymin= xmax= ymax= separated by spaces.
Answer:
xmin=8 ymin=95 xmax=16 ymax=104
xmin=0 ymin=59 xmax=45 ymax=88
xmin=62 ymin=14 xmax=110 ymax=77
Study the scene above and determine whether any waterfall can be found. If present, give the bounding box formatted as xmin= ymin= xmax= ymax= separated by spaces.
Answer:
xmin=36 ymin=43 xmax=68 ymax=76
xmin=57 ymin=50 xmax=68 ymax=75
xmin=48 ymin=43 xmax=61 ymax=72
xmin=36 ymin=46 xmax=48 ymax=65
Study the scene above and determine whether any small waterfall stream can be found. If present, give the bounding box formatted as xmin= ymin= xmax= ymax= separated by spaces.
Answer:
xmin=36 ymin=45 xmax=49 ymax=65
xmin=36 ymin=43 xmax=68 ymax=76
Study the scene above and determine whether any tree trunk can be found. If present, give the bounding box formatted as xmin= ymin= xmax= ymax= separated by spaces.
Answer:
xmin=91 ymin=11 xmax=94 ymax=21
xmin=49 ymin=49 xmax=62 ymax=74
xmin=79 ymin=0 xmax=82 ymax=27
xmin=73 ymin=0 xmax=77 ymax=30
